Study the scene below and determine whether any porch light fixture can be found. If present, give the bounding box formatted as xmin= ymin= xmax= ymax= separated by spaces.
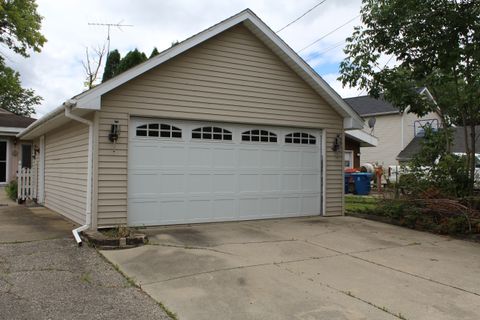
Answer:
xmin=108 ymin=121 xmax=120 ymax=143
xmin=32 ymin=145 xmax=40 ymax=159
xmin=331 ymin=134 xmax=342 ymax=152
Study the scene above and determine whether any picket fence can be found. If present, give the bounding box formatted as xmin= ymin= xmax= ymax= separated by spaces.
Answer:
xmin=17 ymin=161 xmax=36 ymax=201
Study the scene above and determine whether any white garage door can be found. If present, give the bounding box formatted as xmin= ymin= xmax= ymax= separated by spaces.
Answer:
xmin=128 ymin=118 xmax=322 ymax=226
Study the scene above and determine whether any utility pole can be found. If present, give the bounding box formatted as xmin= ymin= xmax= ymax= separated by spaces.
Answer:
xmin=87 ymin=21 xmax=133 ymax=54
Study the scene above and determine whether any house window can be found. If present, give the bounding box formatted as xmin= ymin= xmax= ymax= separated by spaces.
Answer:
xmin=192 ymin=127 xmax=232 ymax=140
xmin=136 ymin=123 xmax=182 ymax=138
xmin=241 ymin=130 xmax=277 ymax=142
xmin=285 ymin=132 xmax=316 ymax=145
xmin=344 ymin=150 xmax=354 ymax=169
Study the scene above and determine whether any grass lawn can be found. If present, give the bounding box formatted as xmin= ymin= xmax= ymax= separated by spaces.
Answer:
xmin=345 ymin=195 xmax=378 ymax=213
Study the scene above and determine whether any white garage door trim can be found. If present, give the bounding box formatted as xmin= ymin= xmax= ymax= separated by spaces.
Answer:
xmin=128 ymin=117 xmax=323 ymax=226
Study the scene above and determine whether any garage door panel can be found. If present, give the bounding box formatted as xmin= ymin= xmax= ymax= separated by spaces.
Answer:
xmin=188 ymin=174 xmax=211 ymax=194
xmin=239 ymin=174 xmax=259 ymax=192
xmin=212 ymin=174 xmax=235 ymax=193
xmin=160 ymin=146 xmax=186 ymax=167
xmin=302 ymin=196 xmax=321 ymax=215
xmin=128 ymin=118 xmax=322 ymax=226
xmin=260 ymin=174 xmax=281 ymax=191
xmin=282 ymin=197 xmax=301 ymax=215
xmin=261 ymin=150 xmax=281 ymax=168
xmin=160 ymin=173 xmax=185 ymax=195
xmin=213 ymin=148 xmax=235 ymax=167
xmin=130 ymin=145 xmax=158 ymax=169
xmin=238 ymin=148 xmax=261 ymax=168
xmin=189 ymin=147 xmax=212 ymax=167
xmin=213 ymin=199 xmax=236 ymax=219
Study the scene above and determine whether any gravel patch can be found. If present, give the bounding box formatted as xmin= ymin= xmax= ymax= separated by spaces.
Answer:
xmin=0 ymin=238 xmax=172 ymax=320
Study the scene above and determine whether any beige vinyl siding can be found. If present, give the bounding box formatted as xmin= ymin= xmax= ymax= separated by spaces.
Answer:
xmin=97 ymin=24 xmax=344 ymax=227
xmin=361 ymin=111 xmax=441 ymax=166
xmin=44 ymin=120 xmax=89 ymax=224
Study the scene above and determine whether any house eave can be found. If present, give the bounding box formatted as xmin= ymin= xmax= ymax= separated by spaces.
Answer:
xmin=345 ymin=129 xmax=378 ymax=147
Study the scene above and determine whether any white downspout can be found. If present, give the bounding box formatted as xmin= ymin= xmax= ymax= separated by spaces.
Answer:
xmin=64 ymin=100 xmax=93 ymax=246
xmin=401 ymin=106 xmax=411 ymax=149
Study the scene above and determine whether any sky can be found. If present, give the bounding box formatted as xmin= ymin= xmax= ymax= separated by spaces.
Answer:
xmin=7 ymin=0 xmax=369 ymax=117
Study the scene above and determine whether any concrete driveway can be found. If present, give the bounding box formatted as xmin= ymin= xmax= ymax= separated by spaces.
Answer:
xmin=102 ymin=216 xmax=480 ymax=320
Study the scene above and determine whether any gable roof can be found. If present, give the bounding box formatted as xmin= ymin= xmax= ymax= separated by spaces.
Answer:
xmin=19 ymin=9 xmax=364 ymax=139
xmin=344 ymin=95 xmax=399 ymax=117
xmin=397 ymin=126 xmax=480 ymax=161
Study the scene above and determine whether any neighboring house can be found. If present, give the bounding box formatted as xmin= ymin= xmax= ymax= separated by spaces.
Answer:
xmin=18 ymin=9 xmax=363 ymax=232
xmin=345 ymin=93 xmax=441 ymax=167
xmin=345 ymin=130 xmax=378 ymax=169
xmin=0 ymin=108 xmax=36 ymax=185
xmin=397 ymin=126 xmax=480 ymax=163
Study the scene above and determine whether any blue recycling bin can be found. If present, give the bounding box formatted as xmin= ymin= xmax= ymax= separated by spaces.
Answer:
xmin=344 ymin=173 xmax=352 ymax=193
xmin=352 ymin=173 xmax=372 ymax=195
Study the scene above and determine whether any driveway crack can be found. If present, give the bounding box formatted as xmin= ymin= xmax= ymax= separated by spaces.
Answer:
xmin=140 ymin=255 xmax=340 ymax=286
xmin=303 ymin=239 xmax=480 ymax=297
xmin=277 ymin=264 xmax=409 ymax=319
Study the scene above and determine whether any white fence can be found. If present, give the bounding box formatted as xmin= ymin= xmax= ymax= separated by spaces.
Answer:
xmin=17 ymin=161 xmax=36 ymax=201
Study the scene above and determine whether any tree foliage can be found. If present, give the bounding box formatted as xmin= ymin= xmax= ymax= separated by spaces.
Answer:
xmin=149 ymin=47 xmax=159 ymax=58
xmin=339 ymin=0 xmax=480 ymax=193
xmin=0 ymin=0 xmax=46 ymax=116
xmin=0 ymin=63 xmax=40 ymax=116
xmin=102 ymin=49 xmax=120 ymax=82
xmin=116 ymin=48 xmax=147 ymax=75
xmin=0 ymin=0 xmax=46 ymax=57
xmin=101 ymin=48 xmax=158 ymax=83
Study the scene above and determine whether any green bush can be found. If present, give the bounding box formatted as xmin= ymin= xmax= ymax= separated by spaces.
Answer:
xmin=5 ymin=180 xmax=17 ymax=201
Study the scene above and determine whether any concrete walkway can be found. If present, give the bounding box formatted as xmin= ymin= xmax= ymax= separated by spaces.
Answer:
xmin=0 ymin=188 xmax=172 ymax=319
xmin=0 ymin=187 xmax=76 ymax=243
xmin=102 ymin=216 xmax=480 ymax=320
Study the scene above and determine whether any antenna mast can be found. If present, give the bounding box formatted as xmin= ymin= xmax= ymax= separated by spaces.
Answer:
xmin=87 ymin=21 xmax=133 ymax=54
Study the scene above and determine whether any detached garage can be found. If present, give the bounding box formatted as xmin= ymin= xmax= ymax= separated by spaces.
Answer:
xmin=18 ymin=9 xmax=363 ymax=232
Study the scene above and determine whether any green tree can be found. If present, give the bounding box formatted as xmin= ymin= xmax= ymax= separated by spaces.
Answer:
xmin=116 ymin=48 xmax=147 ymax=75
xmin=0 ymin=63 xmax=40 ymax=116
xmin=0 ymin=0 xmax=46 ymax=57
xmin=101 ymin=49 xmax=121 ymax=82
xmin=0 ymin=0 xmax=46 ymax=116
xmin=149 ymin=47 xmax=159 ymax=58
xmin=339 ymin=0 xmax=480 ymax=194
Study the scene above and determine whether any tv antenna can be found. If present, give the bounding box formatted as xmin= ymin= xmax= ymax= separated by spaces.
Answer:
xmin=87 ymin=20 xmax=133 ymax=53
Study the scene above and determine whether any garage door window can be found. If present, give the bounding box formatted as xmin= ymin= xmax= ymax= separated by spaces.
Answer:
xmin=192 ymin=126 xmax=232 ymax=140
xmin=136 ymin=123 xmax=182 ymax=138
xmin=285 ymin=132 xmax=316 ymax=145
xmin=242 ymin=130 xmax=277 ymax=142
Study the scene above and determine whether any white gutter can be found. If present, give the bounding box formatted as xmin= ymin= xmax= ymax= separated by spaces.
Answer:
xmin=17 ymin=104 xmax=65 ymax=139
xmin=64 ymin=100 xmax=93 ymax=246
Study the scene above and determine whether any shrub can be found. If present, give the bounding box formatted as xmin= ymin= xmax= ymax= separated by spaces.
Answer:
xmin=5 ymin=180 xmax=17 ymax=201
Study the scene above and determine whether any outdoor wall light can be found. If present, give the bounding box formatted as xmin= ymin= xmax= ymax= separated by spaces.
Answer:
xmin=108 ymin=121 xmax=120 ymax=143
xmin=32 ymin=145 xmax=40 ymax=159
xmin=331 ymin=134 xmax=342 ymax=152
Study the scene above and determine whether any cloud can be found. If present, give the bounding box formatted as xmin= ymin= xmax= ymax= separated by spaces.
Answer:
xmin=7 ymin=0 xmax=363 ymax=116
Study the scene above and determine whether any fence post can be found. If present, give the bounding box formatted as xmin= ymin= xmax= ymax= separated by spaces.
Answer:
xmin=17 ymin=160 xmax=21 ymax=201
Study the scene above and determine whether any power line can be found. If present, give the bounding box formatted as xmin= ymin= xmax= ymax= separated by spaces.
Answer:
xmin=298 ymin=14 xmax=360 ymax=53
xmin=305 ymin=39 xmax=345 ymax=61
xmin=357 ymin=54 xmax=395 ymax=96
xmin=276 ymin=0 xmax=328 ymax=33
